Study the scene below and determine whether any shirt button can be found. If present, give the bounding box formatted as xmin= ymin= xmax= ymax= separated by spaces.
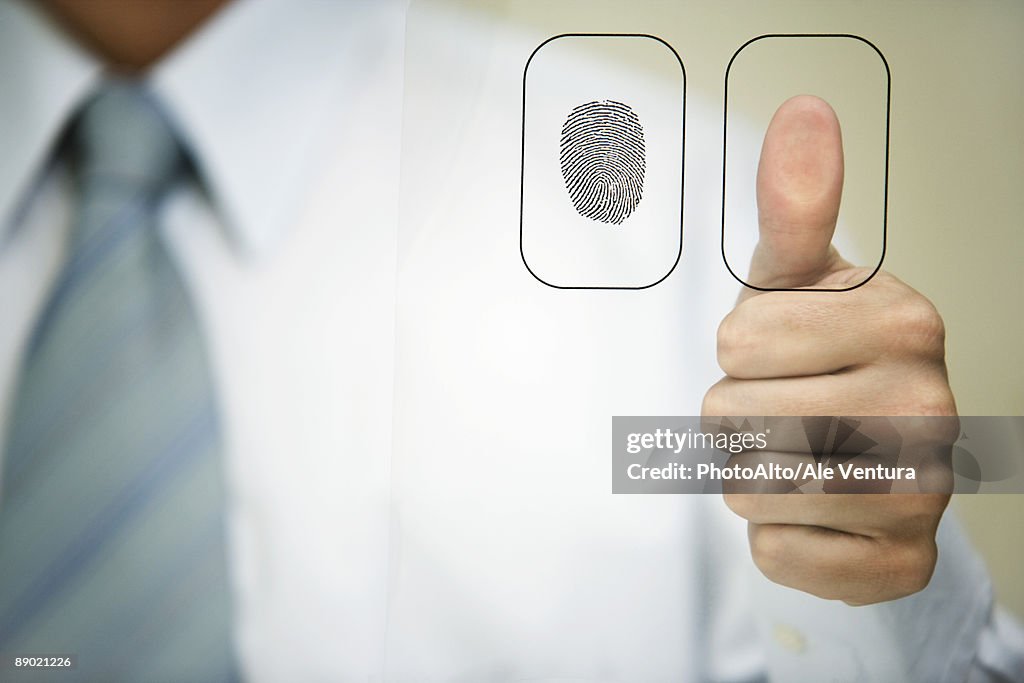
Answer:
xmin=772 ymin=623 xmax=807 ymax=654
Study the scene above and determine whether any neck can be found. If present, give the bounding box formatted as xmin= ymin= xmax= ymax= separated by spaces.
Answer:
xmin=41 ymin=0 xmax=230 ymax=73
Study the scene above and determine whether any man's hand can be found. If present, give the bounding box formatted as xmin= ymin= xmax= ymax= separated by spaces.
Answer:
xmin=703 ymin=95 xmax=955 ymax=606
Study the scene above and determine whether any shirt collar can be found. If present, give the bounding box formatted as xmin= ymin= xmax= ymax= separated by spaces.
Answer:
xmin=0 ymin=0 xmax=101 ymax=247
xmin=0 ymin=0 xmax=398 ymax=259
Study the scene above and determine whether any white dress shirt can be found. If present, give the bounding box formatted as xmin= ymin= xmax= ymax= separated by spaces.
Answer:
xmin=0 ymin=0 xmax=1021 ymax=681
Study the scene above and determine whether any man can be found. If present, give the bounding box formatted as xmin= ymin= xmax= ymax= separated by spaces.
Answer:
xmin=0 ymin=0 xmax=1021 ymax=681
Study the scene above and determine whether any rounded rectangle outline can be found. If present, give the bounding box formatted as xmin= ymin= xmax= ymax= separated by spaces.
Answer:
xmin=520 ymin=33 xmax=687 ymax=290
xmin=721 ymin=34 xmax=891 ymax=293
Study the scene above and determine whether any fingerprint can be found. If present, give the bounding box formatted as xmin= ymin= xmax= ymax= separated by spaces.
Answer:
xmin=559 ymin=100 xmax=646 ymax=225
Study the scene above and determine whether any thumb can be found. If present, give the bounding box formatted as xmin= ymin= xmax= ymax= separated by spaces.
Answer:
xmin=744 ymin=95 xmax=850 ymax=295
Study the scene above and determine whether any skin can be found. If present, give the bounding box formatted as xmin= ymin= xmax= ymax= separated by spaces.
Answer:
xmin=704 ymin=95 xmax=954 ymax=606
xmin=41 ymin=0 xmax=230 ymax=72
xmin=42 ymin=3 xmax=949 ymax=607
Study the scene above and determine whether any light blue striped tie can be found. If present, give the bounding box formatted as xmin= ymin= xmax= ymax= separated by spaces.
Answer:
xmin=0 ymin=82 xmax=237 ymax=681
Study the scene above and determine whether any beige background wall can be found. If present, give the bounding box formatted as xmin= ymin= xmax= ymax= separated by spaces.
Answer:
xmin=474 ymin=0 xmax=1024 ymax=616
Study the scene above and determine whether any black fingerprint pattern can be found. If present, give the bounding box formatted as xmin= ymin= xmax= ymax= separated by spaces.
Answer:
xmin=560 ymin=100 xmax=646 ymax=225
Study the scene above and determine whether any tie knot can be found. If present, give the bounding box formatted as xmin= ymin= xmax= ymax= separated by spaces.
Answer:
xmin=73 ymin=81 xmax=184 ymax=192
